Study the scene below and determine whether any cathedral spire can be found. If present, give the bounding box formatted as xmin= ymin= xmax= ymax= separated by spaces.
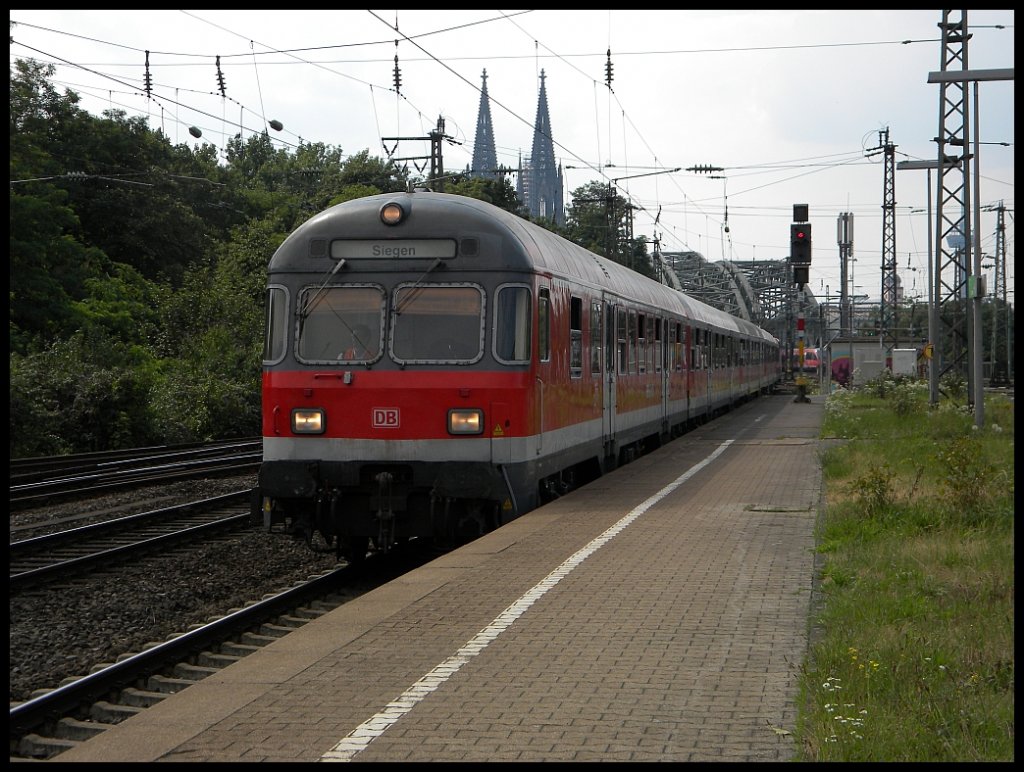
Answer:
xmin=470 ymin=69 xmax=498 ymax=179
xmin=521 ymin=69 xmax=564 ymax=225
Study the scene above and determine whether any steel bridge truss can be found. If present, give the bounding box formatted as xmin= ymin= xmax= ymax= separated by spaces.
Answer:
xmin=662 ymin=253 xmax=821 ymax=351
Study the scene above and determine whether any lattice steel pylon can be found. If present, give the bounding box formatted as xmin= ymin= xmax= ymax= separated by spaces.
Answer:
xmin=986 ymin=201 xmax=1012 ymax=384
xmin=933 ymin=10 xmax=973 ymax=387
xmin=870 ymin=128 xmax=899 ymax=355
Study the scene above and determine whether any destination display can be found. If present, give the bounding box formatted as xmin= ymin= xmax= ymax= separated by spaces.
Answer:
xmin=331 ymin=239 xmax=457 ymax=259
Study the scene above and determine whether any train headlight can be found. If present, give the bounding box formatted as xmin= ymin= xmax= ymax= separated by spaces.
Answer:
xmin=380 ymin=201 xmax=405 ymax=226
xmin=448 ymin=408 xmax=483 ymax=435
xmin=292 ymin=408 xmax=325 ymax=434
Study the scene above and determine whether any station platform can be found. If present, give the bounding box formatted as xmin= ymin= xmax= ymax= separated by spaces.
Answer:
xmin=56 ymin=393 xmax=826 ymax=762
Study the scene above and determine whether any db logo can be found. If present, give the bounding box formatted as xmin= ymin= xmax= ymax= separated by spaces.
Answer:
xmin=372 ymin=408 xmax=400 ymax=428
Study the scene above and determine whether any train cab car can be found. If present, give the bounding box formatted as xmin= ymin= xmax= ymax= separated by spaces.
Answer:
xmin=792 ymin=347 xmax=821 ymax=373
xmin=257 ymin=191 xmax=780 ymax=561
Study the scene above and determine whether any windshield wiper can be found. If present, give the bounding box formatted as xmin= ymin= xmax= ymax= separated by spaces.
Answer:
xmin=298 ymin=258 xmax=347 ymax=321
xmin=394 ymin=257 xmax=443 ymax=315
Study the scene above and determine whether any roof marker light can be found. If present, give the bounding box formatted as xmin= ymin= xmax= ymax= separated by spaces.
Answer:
xmin=380 ymin=202 xmax=405 ymax=226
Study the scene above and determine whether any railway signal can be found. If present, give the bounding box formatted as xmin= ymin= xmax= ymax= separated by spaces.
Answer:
xmin=790 ymin=223 xmax=811 ymax=264
xmin=790 ymin=222 xmax=811 ymax=287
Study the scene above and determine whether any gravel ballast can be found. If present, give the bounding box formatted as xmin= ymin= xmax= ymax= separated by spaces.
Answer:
xmin=9 ymin=475 xmax=339 ymax=703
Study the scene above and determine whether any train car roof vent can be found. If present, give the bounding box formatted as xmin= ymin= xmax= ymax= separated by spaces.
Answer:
xmin=309 ymin=238 xmax=328 ymax=258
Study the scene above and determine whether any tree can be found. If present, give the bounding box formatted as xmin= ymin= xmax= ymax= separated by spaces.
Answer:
xmin=565 ymin=181 xmax=614 ymax=256
xmin=8 ymin=59 xmax=672 ymax=456
xmin=565 ymin=181 xmax=653 ymax=276
xmin=446 ymin=175 xmax=523 ymax=214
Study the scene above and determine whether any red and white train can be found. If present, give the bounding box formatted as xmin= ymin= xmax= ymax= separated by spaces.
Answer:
xmin=257 ymin=191 xmax=780 ymax=561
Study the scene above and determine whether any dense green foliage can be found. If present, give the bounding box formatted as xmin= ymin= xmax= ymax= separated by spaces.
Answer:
xmin=10 ymin=60 xmax=651 ymax=457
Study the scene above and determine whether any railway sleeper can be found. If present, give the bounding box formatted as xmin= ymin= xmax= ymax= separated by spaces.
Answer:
xmin=119 ymin=686 xmax=169 ymax=708
xmin=19 ymin=731 xmax=83 ymax=758
xmin=90 ymin=701 xmax=144 ymax=724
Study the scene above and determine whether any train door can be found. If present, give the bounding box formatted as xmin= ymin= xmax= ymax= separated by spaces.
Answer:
xmin=490 ymin=282 xmax=531 ymax=469
xmin=589 ymin=296 xmax=606 ymax=449
xmin=659 ymin=316 xmax=669 ymax=432
xmin=535 ymin=285 xmax=551 ymax=455
xmin=602 ymin=298 xmax=617 ymax=460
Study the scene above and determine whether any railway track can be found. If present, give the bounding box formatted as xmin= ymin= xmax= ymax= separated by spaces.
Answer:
xmin=9 ymin=545 xmax=437 ymax=761
xmin=10 ymin=491 xmax=254 ymax=591
xmin=10 ymin=566 xmax=352 ymax=759
xmin=8 ymin=451 xmax=443 ymax=761
xmin=10 ymin=438 xmax=262 ymax=510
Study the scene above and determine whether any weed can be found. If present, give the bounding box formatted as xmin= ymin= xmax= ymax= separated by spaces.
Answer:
xmin=848 ymin=463 xmax=895 ymax=515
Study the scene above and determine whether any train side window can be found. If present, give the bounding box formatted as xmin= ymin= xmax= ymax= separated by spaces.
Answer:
xmin=590 ymin=300 xmax=602 ymax=375
xmin=628 ymin=310 xmax=638 ymax=374
xmin=263 ymin=286 xmax=289 ymax=364
xmin=570 ymin=296 xmax=583 ymax=378
xmin=616 ymin=308 xmax=627 ymax=374
xmin=494 ymin=284 xmax=531 ymax=363
xmin=654 ymin=317 xmax=662 ymax=373
xmin=538 ymin=287 xmax=551 ymax=362
xmin=637 ymin=313 xmax=646 ymax=374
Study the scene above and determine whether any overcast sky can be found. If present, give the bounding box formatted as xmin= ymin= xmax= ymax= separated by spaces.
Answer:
xmin=10 ymin=9 xmax=1015 ymax=305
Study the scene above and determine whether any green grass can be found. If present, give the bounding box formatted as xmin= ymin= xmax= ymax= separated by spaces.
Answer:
xmin=795 ymin=376 xmax=1014 ymax=761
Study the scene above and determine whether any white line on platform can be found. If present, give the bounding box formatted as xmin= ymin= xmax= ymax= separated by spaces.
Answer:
xmin=319 ymin=439 xmax=734 ymax=762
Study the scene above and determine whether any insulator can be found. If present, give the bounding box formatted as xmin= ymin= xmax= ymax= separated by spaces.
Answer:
xmin=216 ymin=55 xmax=226 ymax=97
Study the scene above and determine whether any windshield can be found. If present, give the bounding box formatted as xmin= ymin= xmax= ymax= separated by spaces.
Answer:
xmin=295 ymin=286 xmax=384 ymax=362
xmin=391 ymin=284 xmax=484 ymax=362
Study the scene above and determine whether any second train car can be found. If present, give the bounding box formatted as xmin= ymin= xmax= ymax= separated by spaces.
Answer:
xmin=257 ymin=191 xmax=781 ymax=561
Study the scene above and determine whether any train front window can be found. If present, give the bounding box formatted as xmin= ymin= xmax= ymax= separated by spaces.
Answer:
xmin=295 ymin=286 xmax=384 ymax=363
xmin=391 ymin=284 xmax=484 ymax=362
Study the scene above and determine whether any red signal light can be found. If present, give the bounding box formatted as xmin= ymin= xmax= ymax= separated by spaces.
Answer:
xmin=790 ymin=222 xmax=812 ymax=265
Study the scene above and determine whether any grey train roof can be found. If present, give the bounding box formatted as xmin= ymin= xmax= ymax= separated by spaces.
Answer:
xmin=271 ymin=191 xmax=777 ymax=345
